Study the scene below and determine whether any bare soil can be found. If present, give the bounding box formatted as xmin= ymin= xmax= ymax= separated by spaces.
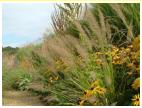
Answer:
xmin=3 ymin=90 xmax=44 ymax=106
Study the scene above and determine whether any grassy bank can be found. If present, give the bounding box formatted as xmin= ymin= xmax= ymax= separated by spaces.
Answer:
xmin=3 ymin=3 xmax=140 ymax=106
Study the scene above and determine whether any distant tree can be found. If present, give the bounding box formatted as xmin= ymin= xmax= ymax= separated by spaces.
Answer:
xmin=2 ymin=46 xmax=19 ymax=55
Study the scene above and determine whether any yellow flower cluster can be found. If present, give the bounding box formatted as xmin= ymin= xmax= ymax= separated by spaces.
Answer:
xmin=111 ymin=46 xmax=130 ymax=64
xmin=94 ymin=36 xmax=140 ymax=76
xmin=91 ymin=36 xmax=140 ymax=106
xmin=79 ymin=80 xmax=106 ymax=105
xmin=130 ymin=36 xmax=140 ymax=106
xmin=94 ymin=35 xmax=139 ymax=65
xmin=110 ymin=44 xmax=139 ymax=66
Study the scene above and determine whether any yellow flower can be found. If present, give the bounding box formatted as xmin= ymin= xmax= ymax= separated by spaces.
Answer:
xmin=79 ymin=100 xmax=85 ymax=106
xmin=127 ymin=63 xmax=133 ymax=67
xmin=111 ymin=52 xmax=116 ymax=56
xmin=113 ymin=55 xmax=120 ymax=60
xmin=132 ymin=36 xmax=140 ymax=51
xmin=112 ymin=60 xmax=123 ymax=65
xmin=93 ymin=86 xmax=106 ymax=95
xmin=91 ymin=80 xmax=99 ymax=88
xmin=127 ymin=72 xmax=133 ymax=76
xmin=112 ymin=46 xmax=119 ymax=53
xmin=131 ymin=77 xmax=140 ymax=90
xmin=131 ymin=94 xmax=140 ymax=106
xmin=96 ymin=59 xmax=103 ymax=65
xmin=84 ymin=90 xmax=93 ymax=98
xmin=125 ymin=48 xmax=131 ymax=53
xmin=136 ymin=67 xmax=140 ymax=74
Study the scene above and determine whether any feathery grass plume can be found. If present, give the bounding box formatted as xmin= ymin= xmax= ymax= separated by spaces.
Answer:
xmin=42 ymin=34 xmax=89 ymax=70
xmin=91 ymin=3 xmax=140 ymax=46
xmin=52 ymin=8 xmax=65 ymax=35
xmin=52 ymin=3 xmax=83 ymax=35
xmin=109 ymin=4 xmax=134 ymax=42
xmin=84 ymin=10 xmax=110 ymax=51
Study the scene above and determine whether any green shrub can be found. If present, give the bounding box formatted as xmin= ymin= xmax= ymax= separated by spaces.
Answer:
xmin=2 ymin=66 xmax=32 ymax=90
xmin=13 ymin=73 xmax=32 ymax=91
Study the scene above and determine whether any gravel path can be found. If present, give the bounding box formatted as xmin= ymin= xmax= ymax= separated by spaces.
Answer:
xmin=3 ymin=90 xmax=44 ymax=106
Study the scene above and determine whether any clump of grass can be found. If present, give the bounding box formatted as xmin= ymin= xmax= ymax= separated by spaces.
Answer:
xmin=2 ymin=66 xmax=32 ymax=90
xmin=91 ymin=3 xmax=140 ymax=46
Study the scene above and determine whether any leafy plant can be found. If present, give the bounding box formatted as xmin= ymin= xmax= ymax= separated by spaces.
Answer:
xmin=16 ymin=74 xmax=32 ymax=91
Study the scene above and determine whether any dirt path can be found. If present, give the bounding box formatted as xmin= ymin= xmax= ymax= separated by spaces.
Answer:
xmin=3 ymin=90 xmax=44 ymax=106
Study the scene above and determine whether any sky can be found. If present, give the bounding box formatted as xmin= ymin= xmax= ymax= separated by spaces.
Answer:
xmin=3 ymin=3 xmax=55 ymax=47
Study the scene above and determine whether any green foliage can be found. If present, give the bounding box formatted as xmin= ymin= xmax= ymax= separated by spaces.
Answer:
xmin=14 ymin=73 xmax=32 ymax=91
xmin=66 ymin=23 xmax=80 ymax=38
xmin=31 ymin=51 xmax=45 ymax=68
xmin=2 ymin=66 xmax=31 ymax=90
xmin=48 ymin=67 xmax=93 ymax=105
xmin=91 ymin=3 xmax=140 ymax=45
xmin=16 ymin=46 xmax=34 ymax=61
xmin=2 ymin=46 xmax=19 ymax=55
